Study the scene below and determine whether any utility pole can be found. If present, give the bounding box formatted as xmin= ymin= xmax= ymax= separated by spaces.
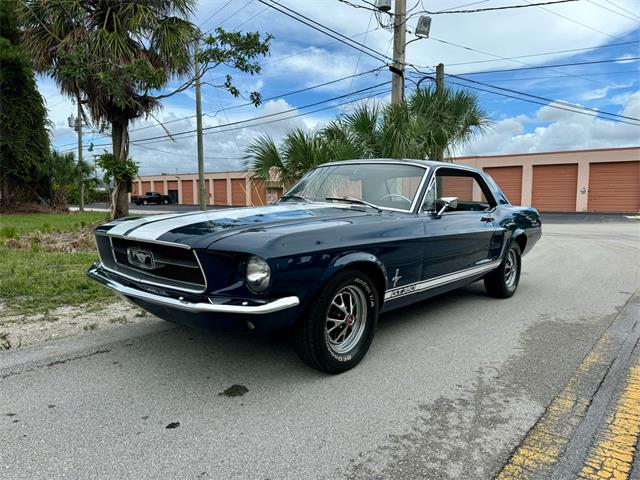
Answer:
xmin=435 ymin=63 xmax=445 ymax=161
xmin=390 ymin=0 xmax=406 ymax=105
xmin=435 ymin=63 xmax=444 ymax=93
xmin=195 ymin=46 xmax=206 ymax=211
xmin=76 ymin=99 xmax=85 ymax=212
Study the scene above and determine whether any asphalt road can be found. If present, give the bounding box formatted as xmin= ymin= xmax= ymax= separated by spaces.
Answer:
xmin=1 ymin=221 xmax=639 ymax=480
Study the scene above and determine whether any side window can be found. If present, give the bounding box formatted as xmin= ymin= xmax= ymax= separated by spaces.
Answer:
xmin=423 ymin=169 xmax=496 ymax=212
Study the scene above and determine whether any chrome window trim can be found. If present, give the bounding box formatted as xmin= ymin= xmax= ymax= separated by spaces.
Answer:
xmin=418 ymin=165 xmax=498 ymax=214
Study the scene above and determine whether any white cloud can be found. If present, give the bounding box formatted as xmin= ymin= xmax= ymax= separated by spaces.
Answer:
xmin=462 ymin=91 xmax=640 ymax=156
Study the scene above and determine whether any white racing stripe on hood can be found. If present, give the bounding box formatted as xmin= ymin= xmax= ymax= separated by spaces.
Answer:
xmin=120 ymin=203 xmax=352 ymax=241
xmin=104 ymin=211 xmax=202 ymax=237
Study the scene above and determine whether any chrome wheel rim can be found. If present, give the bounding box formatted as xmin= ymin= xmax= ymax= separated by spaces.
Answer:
xmin=325 ymin=285 xmax=368 ymax=355
xmin=504 ymin=249 xmax=518 ymax=289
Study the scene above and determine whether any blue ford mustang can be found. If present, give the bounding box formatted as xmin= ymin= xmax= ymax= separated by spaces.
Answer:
xmin=88 ymin=159 xmax=541 ymax=373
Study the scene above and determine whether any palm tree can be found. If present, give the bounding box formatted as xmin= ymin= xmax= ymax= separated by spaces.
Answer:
xmin=47 ymin=150 xmax=91 ymax=209
xmin=19 ymin=0 xmax=270 ymax=218
xmin=248 ymin=85 xmax=491 ymax=184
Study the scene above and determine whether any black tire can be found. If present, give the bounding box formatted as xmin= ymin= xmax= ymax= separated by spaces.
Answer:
xmin=484 ymin=243 xmax=521 ymax=298
xmin=294 ymin=270 xmax=379 ymax=374
xmin=163 ymin=199 xmax=169 ymax=205
xmin=142 ymin=200 xmax=148 ymax=206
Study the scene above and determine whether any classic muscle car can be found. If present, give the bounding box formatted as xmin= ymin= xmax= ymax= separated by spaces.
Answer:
xmin=88 ymin=159 xmax=541 ymax=373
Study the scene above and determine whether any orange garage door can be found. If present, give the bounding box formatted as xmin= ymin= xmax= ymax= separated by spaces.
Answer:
xmin=532 ymin=164 xmax=578 ymax=212
xmin=141 ymin=181 xmax=151 ymax=194
xmin=231 ymin=179 xmax=246 ymax=206
xmin=588 ymin=161 xmax=640 ymax=212
xmin=181 ymin=180 xmax=194 ymax=205
xmin=485 ymin=166 xmax=522 ymax=205
xmin=213 ymin=179 xmax=227 ymax=205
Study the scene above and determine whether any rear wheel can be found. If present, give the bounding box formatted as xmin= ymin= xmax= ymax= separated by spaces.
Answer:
xmin=163 ymin=199 xmax=169 ymax=205
xmin=142 ymin=200 xmax=148 ymax=206
xmin=294 ymin=270 xmax=379 ymax=374
xmin=484 ymin=243 xmax=521 ymax=298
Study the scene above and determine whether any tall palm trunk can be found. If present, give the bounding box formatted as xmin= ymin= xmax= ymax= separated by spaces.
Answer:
xmin=110 ymin=117 xmax=130 ymax=219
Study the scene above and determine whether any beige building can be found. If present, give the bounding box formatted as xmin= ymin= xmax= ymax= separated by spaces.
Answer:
xmin=453 ymin=146 xmax=639 ymax=213
xmin=131 ymin=147 xmax=640 ymax=212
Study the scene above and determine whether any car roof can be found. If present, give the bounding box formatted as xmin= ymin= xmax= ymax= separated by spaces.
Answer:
xmin=318 ymin=158 xmax=482 ymax=174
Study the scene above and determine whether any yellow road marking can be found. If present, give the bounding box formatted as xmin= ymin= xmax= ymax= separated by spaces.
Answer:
xmin=495 ymin=337 xmax=613 ymax=479
xmin=578 ymin=358 xmax=640 ymax=480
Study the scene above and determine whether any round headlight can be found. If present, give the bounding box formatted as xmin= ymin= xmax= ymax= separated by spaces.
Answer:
xmin=246 ymin=255 xmax=271 ymax=292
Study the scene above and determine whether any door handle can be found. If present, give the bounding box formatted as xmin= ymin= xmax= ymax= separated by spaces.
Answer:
xmin=481 ymin=216 xmax=494 ymax=222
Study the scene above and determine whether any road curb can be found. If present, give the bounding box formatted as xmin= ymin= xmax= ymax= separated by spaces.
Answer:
xmin=495 ymin=290 xmax=640 ymax=479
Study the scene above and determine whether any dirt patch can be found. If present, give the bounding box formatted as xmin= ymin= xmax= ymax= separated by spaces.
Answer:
xmin=3 ymin=220 xmax=104 ymax=253
xmin=0 ymin=299 xmax=157 ymax=349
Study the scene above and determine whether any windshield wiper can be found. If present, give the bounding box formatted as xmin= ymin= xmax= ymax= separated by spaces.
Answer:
xmin=325 ymin=196 xmax=382 ymax=212
xmin=278 ymin=194 xmax=311 ymax=203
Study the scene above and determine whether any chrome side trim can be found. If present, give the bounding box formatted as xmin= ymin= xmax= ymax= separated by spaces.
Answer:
xmin=87 ymin=265 xmax=300 ymax=315
xmin=384 ymin=260 xmax=501 ymax=300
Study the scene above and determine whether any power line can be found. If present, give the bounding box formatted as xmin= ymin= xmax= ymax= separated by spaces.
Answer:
xmin=199 ymin=0 xmax=234 ymax=29
xmin=257 ymin=0 xmax=391 ymax=64
xmin=585 ymin=0 xmax=640 ymax=23
xmin=443 ymin=72 xmax=640 ymax=123
xmin=456 ymin=56 xmax=640 ymax=75
xmin=426 ymin=36 xmax=619 ymax=88
xmin=340 ymin=0 xmax=578 ymax=15
xmin=213 ymin=0 xmax=256 ymax=30
xmin=523 ymin=0 xmax=616 ymax=39
xmin=469 ymin=69 xmax=640 ymax=83
xmin=409 ymin=69 xmax=640 ymax=126
xmin=64 ymin=86 xmax=391 ymax=153
xmin=444 ymin=40 xmax=640 ymax=67
xmin=602 ymin=0 xmax=640 ymax=21
xmin=131 ymin=82 xmax=391 ymax=144
xmin=423 ymin=0 xmax=580 ymax=14
xmin=62 ymin=82 xmax=391 ymax=151
xmin=233 ymin=5 xmax=269 ymax=29
xmin=132 ymin=143 xmax=245 ymax=160
xmin=434 ymin=76 xmax=640 ymax=126
xmin=55 ymin=67 xmax=385 ymax=150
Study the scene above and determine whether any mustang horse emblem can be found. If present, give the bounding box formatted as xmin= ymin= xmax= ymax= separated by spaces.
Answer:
xmin=127 ymin=247 xmax=155 ymax=270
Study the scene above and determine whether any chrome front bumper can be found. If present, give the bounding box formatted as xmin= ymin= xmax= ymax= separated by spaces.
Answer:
xmin=87 ymin=264 xmax=300 ymax=315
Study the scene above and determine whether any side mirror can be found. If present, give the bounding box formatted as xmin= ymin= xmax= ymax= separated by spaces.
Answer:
xmin=437 ymin=196 xmax=458 ymax=215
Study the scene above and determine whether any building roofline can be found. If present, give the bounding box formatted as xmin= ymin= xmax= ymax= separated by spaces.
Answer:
xmin=450 ymin=146 xmax=640 ymax=161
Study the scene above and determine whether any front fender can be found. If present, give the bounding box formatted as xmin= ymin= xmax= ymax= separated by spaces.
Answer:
xmin=314 ymin=251 xmax=388 ymax=298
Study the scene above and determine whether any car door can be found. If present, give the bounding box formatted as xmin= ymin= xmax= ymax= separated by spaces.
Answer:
xmin=420 ymin=167 xmax=504 ymax=281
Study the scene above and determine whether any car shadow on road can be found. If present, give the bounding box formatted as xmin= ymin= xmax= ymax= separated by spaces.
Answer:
xmin=106 ymin=281 xmax=496 ymax=389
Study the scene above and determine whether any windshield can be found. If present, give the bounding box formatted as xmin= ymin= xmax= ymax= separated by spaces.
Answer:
xmin=279 ymin=163 xmax=427 ymax=211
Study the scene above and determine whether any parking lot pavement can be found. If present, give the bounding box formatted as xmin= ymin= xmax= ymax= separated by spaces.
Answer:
xmin=1 ymin=221 xmax=639 ymax=480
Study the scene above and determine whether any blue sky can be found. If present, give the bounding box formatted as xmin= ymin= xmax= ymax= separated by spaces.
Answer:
xmin=43 ymin=0 xmax=640 ymax=175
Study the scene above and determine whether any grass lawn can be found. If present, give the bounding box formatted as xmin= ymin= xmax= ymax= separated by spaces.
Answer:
xmin=0 ymin=211 xmax=108 ymax=240
xmin=0 ymin=211 xmax=115 ymax=315
xmin=0 ymin=246 xmax=114 ymax=315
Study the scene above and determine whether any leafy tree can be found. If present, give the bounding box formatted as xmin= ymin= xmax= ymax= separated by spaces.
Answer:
xmin=248 ymin=86 xmax=491 ymax=184
xmin=19 ymin=0 xmax=271 ymax=219
xmin=0 ymin=0 xmax=50 ymax=210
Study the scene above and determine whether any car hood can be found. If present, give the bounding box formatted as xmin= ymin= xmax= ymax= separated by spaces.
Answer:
xmin=97 ymin=203 xmax=378 ymax=249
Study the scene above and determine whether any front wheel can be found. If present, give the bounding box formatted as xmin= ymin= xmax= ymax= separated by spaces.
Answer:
xmin=484 ymin=243 xmax=521 ymax=298
xmin=142 ymin=200 xmax=148 ymax=206
xmin=163 ymin=199 xmax=169 ymax=205
xmin=294 ymin=270 xmax=379 ymax=374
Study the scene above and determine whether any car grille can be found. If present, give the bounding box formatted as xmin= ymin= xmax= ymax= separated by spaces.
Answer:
xmin=95 ymin=234 xmax=207 ymax=293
